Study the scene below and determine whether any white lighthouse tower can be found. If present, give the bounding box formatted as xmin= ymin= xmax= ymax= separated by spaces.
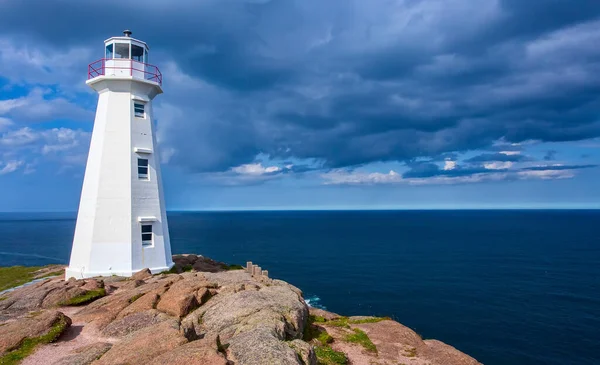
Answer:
xmin=66 ymin=30 xmax=173 ymax=279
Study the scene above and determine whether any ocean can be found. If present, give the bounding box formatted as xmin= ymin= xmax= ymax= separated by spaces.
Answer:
xmin=0 ymin=210 xmax=598 ymax=365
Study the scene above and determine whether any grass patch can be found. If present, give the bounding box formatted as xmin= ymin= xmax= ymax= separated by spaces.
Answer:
xmin=0 ymin=315 xmax=69 ymax=365
xmin=344 ymin=328 xmax=377 ymax=353
xmin=304 ymin=324 xmax=334 ymax=346
xmin=128 ymin=293 xmax=144 ymax=303
xmin=304 ymin=315 xmax=334 ymax=345
xmin=37 ymin=270 xmax=63 ymax=279
xmin=314 ymin=345 xmax=348 ymax=365
xmin=59 ymin=288 xmax=106 ymax=306
xmin=322 ymin=316 xmax=390 ymax=328
xmin=221 ymin=263 xmax=244 ymax=271
xmin=310 ymin=315 xmax=327 ymax=323
xmin=348 ymin=317 xmax=391 ymax=324
xmin=0 ymin=266 xmax=44 ymax=292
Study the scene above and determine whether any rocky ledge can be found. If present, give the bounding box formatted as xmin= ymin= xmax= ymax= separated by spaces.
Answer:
xmin=0 ymin=255 xmax=481 ymax=365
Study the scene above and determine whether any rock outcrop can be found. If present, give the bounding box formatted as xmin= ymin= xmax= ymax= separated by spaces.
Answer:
xmin=0 ymin=254 xmax=481 ymax=365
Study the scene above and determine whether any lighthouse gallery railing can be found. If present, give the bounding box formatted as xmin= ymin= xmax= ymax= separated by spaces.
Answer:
xmin=88 ymin=58 xmax=162 ymax=85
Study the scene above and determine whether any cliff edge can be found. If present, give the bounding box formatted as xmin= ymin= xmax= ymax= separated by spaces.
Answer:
xmin=0 ymin=255 xmax=481 ymax=365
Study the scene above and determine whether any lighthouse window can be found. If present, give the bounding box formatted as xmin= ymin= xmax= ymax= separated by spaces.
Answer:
xmin=134 ymin=103 xmax=145 ymax=118
xmin=105 ymin=44 xmax=113 ymax=59
xmin=132 ymin=44 xmax=144 ymax=62
xmin=138 ymin=158 xmax=149 ymax=180
xmin=141 ymin=224 xmax=153 ymax=246
xmin=114 ymin=43 xmax=130 ymax=59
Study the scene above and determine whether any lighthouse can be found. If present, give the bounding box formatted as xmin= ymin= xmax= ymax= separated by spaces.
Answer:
xmin=66 ymin=31 xmax=173 ymax=279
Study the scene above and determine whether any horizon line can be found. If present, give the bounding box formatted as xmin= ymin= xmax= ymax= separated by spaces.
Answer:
xmin=1 ymin=207 xmax=599 ymax=214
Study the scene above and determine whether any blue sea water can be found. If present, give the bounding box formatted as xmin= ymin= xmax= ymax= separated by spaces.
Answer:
xmin=0 ymin=210 xmax=599 ymax=365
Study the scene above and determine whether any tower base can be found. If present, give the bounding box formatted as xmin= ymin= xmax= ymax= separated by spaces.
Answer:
xmin=65 ymin=263 xmax=174 ymax=280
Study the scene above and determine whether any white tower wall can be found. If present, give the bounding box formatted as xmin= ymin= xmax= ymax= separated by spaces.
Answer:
xmin=66 ymin=39 xmax=173 ymax=279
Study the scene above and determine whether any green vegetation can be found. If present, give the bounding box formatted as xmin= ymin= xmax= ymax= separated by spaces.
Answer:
xmin=128 ymin=293 xmax=144 ymax=303
xmin=221 ymin=263 xmax=244 ymax=271
xmin=167 ymin=264 xmax=193 ymax=274
xmin=304 ymin=324 xmax=334 ymax=346
xmin=0 ymin=266 xmax=43 ymax=292
xmin=322 ymin=316 xmax=391 ymax=328
xmin=348 ymin=317 xmax=391 ymax=324
xmin=314 ymin=345 xmax=348 ymax=365
xmin=344 ymin=328 xmax=377 ymax=353
xmin=0 ymin=266 xmax=64 ymax=292
xmin=304 ymin=315 xmax=334 ymax=345
xmin=0 ymin=315 xmax=70 ymax=365
xmin=59 ymin=288 xmax=106 ymax=306
xmin=216 ymin=335 xmax=229 ymax=354
xmin=310 ymin=315 xmax=327 ymax=323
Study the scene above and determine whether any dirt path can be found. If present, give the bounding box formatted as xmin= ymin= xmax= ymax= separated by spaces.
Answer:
xmin=22 ymin=307 xmax=118 ymax=365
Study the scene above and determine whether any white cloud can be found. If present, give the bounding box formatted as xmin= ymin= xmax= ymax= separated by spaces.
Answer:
xmin=0 ymin=160 xmax=24 ymax=175
xmin=321 ymin=164 xmax=589 ymax=186
xmin=0 ymin=117 xmax=13 ymax=132
xmin=517 ymin=169 xmax=574 ymax=180
xmin=484 ymin=161 xmax=513 ymax=170
xmin=0 ymin=88 xmax=92 ymax=123
xmin=443 ymin=160 xmax=457 ymax=170
xmin=232 ymin=163 xmax=282 ymax=175
xmin=322 ymin=170 xmax=403 ymax=185
xmin=0 ymin=127 xmax=90 ymax=174
xmin=0 ymin=38 xmax=93 ymax=89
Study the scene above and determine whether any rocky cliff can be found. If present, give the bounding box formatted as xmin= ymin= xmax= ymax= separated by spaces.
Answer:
xmin=0 ymin=255 xmax=481 ymax=365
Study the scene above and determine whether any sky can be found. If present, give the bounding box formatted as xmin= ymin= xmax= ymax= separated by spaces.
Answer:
xmin=0 ymin=0 xmax=599 ymax=211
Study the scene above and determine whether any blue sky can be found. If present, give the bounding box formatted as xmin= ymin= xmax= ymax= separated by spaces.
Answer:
xmin=0 ymin=0 xmax=599 ymax=211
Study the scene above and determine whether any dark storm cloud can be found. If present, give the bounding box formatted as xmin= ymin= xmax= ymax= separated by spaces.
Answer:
xmin=402 ymin=162 xmax=500 ymax=179
xmin=466 ymin=153 xmax=530 ymax=163
xmin=2 ymin=0 xmax=600 ymax=172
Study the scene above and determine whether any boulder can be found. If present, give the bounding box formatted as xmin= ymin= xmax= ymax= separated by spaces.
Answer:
xmin=147 ymin=339 xmax=227 ymax=365
xmin=116 ymin=290 xmax=162 ymax=320
xmin=131 ymin=268 xmax=152 ymax=281
xmin=192 ymin=256 xmax=228 ymax=273
xmin=0 ymin=310 xmax=71 ymax=355
xmin=74 ymin=291 xmax=143 ymax=329
xmin=200 ymin=285 xmax=308 ymax=341
xmin=101 ymin=310 xmax=171 ymax=337
xmin=288 ymin=339 xmax=317 ymax=365
xmin=228 ymin=328 xmax=303 ymax=365
xmin=54 ymin=342 xmax=112 ymax=365
xmin=155 ymin=276 xmax=209 ymax=317
xmin=93 ymin=320 xmax=188 ymax=365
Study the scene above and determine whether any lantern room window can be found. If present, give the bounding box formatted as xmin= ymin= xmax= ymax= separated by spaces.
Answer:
xmin=105 ymin=44 xmax=113 ymax=59
xmin=114 ymin=43 xmax=130 ymax=59
xmin=132 ymin=44 xmax=144 ymax=62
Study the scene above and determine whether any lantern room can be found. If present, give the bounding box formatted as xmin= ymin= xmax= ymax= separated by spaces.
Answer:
xmin=88 ymin=30 xmax=162 ymax=85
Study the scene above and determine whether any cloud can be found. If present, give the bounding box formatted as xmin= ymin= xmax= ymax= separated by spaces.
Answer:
xmin=466 ymin=152 xmax=530 ymax=163
xmin=0 ymin=127 xmax=90 ymax=173
xmin=322 ymin=163 xmax=597 ymax=186
xmin=0 ymin=88 xmax=92 ymax=123
xmin=232 ymin=163 xmax=282 ymax=175
xmin=0 ymin=160 xmax=24 ymax=175
xmin=1 ymin=0 xmax=600 ymax=176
